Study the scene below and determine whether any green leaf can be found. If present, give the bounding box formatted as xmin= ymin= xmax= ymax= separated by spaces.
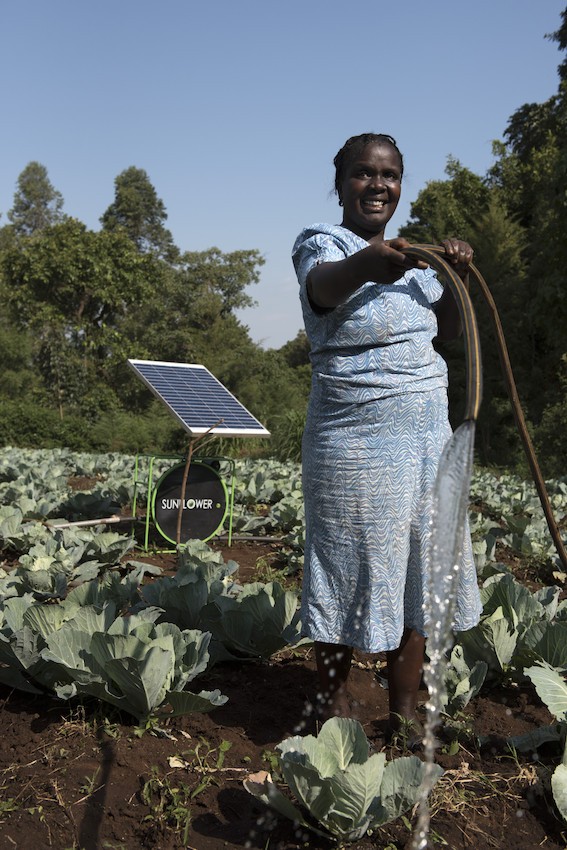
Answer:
xmin=23 ymin=605 xmax=68 ymax=639
xmin=551 ymin=758 xmax=567 ymax=823
xmin=243 ymin=771 xmax=330 ymax=839
xmin=145 ymin=578 xmax=207 ymax=628
xmin=200 ymin=582 xmax=300 ymax=660
xmin=329 ymin=753 xmax=385 ymax=828
xmin=506 ymin=724 xmax=563 ymax=753
xmin=41 ymin=627 xmax=105 ymax=685
xmin=378 ymin=756 xmax=443 ymax=824
xmin=154 ymin=624 xmax=211 ymax=689
xmin=524 ymin=623 xmax=567 ymax=672
xmin=459 ymin=611 xmax=517 ymax=678
xmin=481 ymin=573 xmax=545 ymax=629
xmin=316 ymin=717 xmax=371 ymax=772
xmin=164 ymin=688 xmax=228 ymax=716
xmin=525 ymin=663 xmax=567 ymax=720
xmin=0 ymin=662 xmax=44 ymax=693
xmin=90 ymin=632 xmax=174 ymax=719
xmin=1 ymin=596 xmax=36 ymax=633
xmin=443 ymin=645 xmax=488 ymax=715
xmin=278 ymin=754 xmax=335 ymax=820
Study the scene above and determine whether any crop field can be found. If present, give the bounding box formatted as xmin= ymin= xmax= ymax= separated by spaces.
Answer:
xmin=0 ymin=446 xmax=567 ymax=850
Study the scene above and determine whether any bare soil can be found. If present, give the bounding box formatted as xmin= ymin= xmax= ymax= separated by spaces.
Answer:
xmin=0 ymin=541 xmax=565 ymax=850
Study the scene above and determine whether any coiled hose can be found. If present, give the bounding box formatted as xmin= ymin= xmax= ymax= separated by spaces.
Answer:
xmin=403 ymin=243 xmax=567 ymax=572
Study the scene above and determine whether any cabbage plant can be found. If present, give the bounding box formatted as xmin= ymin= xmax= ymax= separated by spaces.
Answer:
xmin=524 ymin=662 xmax=567 ymax=823
xmin=199 ymin=580 xmax=301 ymax=663
xmin=139 ymin=544 xmax=302 ymax=663
xmin=244 ymin=717 xmax=442 ymax=843
xmin=457 ymin=573 xmax=563 ymax=684
xmin=441 ymin=644 xmax=487 ymax=716
xmin=0 ymin=596 xmax=226 ymax=721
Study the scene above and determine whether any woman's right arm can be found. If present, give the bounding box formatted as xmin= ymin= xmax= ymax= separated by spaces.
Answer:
xmin=306 ymin=237 xmax=428 ymax=310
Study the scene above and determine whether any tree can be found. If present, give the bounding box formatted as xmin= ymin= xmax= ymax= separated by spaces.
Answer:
xmin=400 ymin=157 xmax=490 ymax=245
xmin=487 ymin=10 xmax=567 ymax=423
xmin=100 ymin=166 xmax=178 ymax=261
xmin=1 ymin=218 xmax=163 ymax=418
xmin=107 ymin=245 xmax=265 ymax=420
xmin=177 ymin=247 xmax=263 ymax=315
xmin=547 ymin=6 xmax=567 ymax=81
xmin=278 ymin=329 xmax=311 ymax=368
xmin=465 ymin=197 xmax=531 ymax=463
xmin=8 ymin=162 xmax=65 ymax=235
xmin=115 ymin=246 xmax=263 ymax=363
xmin=0 ymin=318 xmax=40 ymax=400
xmin=398 ymin=156 xmax=533 ymax=466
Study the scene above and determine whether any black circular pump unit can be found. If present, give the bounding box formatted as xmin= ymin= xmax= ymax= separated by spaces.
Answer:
xmin=151 ymin=460 xmax=228 ymax=545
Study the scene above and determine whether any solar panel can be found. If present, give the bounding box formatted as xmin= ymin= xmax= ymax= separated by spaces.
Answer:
xmin=127 ymin=359 xmax=270 ymax=438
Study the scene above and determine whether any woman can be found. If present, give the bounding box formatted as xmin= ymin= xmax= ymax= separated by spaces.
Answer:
xmin=292 ymin=132 xmax=482 ymax=738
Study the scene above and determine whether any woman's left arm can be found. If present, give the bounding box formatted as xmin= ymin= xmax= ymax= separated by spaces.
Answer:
xmin=434 ymin=238 xmax=474 ymax=342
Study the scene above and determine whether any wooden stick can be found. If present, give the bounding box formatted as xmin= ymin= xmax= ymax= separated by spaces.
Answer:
xmin=175 ymin=419 xmax=224 ymax=548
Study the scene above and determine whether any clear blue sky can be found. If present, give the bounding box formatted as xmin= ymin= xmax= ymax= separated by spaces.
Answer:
xmin=1 ymin=1 xmax=564 ymax=348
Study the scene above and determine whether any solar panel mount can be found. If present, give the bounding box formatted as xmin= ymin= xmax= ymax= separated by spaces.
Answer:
xmin=128 ymin=359 xmax=270 ymax=438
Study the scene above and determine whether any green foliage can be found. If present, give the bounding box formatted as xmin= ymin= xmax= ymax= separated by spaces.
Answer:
xmin=0 ymin=399 xmax=91 ymax=450
xmin=271 ymin=408 xmax=306 ymax=462
xmin=0 ymin=321 xmax=40 ymax=398
xmin=100 ymin=166 xmax=178 ymax=261
xmin=0 ymin=593 xmax=226 ymax=721
xmin=534 ymin=357 xmax=567 ymax=477
xmin=0 ymin=217 xmax=165 ymax=424
xmin=140 ymin=765 xmax=193 ymax=841
xmin=87 ymin=406 xmax=181 ymax=454
xmin=278 ymin=329 xmax=311 ymax=368
xmin=525 ymin=662 xmax=567 ymax=823
xmin=199 ymin=580 xmax=302 ymax=663
xmin=178 ymin=246 xmax=263 ymax=315
xmin=244 ymin=717 xmax=443 ymax=843
xmin=399 ymin=157 xmax=489 ymax=244
xmin=0 ymin=452 xmax=310 ymax=723
xmin=8 ymin=161 xmax=65 ymax=235
xmin=0 ymin=158 xmax=307 ymax=455
xmin=3 ymin=217 xmax=157 ymax=337
xmin=457 ymin=573 xmax=565 ymax=685
xmin=441 ymin=644 xmax=487 ymax=717
xmin=139 ymin=546 xmax=301 ymax=664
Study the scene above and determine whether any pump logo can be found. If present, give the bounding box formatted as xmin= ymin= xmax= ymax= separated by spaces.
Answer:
xmin=160 ymin=498 xmax=215 ymax=510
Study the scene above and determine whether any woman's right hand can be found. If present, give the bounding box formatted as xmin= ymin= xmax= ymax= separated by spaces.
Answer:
xmin=365 ymin=237 xmax=429 ymax=284
xmin=307 ymin=237 xmax=427 ymax=310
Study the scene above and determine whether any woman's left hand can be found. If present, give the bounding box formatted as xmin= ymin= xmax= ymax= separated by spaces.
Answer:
xmin=441 ymin=238 xmax=473 ymax=279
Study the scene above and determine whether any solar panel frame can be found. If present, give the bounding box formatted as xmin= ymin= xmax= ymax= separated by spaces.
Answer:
xmin=127 ymin=359 xmax=270 ymax=438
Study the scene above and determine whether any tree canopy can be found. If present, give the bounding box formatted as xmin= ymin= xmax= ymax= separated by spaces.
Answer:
xmin=100 ymin=166 xmax=178 ymax=261
xmin=8 ymin=161 xmax=65 ymax=235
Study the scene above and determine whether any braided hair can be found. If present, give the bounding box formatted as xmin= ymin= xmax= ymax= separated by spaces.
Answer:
xmin=333 ymin=133 xmax=404 ymax=204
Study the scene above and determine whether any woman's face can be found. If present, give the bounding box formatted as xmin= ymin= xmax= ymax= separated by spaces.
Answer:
xmin=339 ymin=142 xmax=402 ymax=241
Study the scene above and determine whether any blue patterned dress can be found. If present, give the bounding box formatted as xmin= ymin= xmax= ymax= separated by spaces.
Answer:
xmin=292 ymin=223 xmax=482 ymax=653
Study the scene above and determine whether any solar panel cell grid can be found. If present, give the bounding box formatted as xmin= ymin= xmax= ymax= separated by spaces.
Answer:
xmin=127 ymin=360 xmax=270 ymax=438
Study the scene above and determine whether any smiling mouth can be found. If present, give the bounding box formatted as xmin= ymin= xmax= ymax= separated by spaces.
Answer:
xmin=361 ymin=199 xmax=386 ymax=211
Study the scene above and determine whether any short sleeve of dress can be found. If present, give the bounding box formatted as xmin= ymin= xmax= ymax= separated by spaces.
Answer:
xmin=415 ymin=267 xmax=445 ymax=305
xmin=292 ymin=228 xmax=348 ymax=316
